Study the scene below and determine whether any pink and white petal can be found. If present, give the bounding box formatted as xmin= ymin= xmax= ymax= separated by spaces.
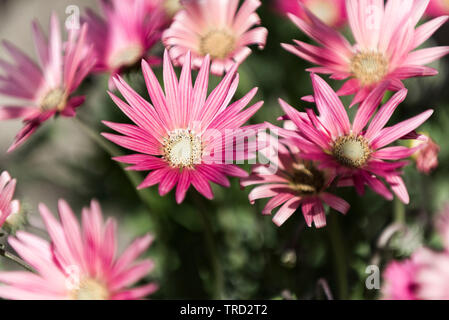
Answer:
xmin=272 ymin=197 xmax=301 ymax=226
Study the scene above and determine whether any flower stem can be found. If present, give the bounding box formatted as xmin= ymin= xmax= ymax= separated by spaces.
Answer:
xmin=0 ymin=246 xmax=34 ymax=272
xmin=394 ymin=197 xmax=406 ymax=224
xmin=328 ymin=212 xmax=348 ymax=300
xmin=193 ymin=192 xmax=225 ymax=299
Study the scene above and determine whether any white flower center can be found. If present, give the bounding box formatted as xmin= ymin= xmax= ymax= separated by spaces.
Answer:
xmin=333 ymin=135 xmax=371 ymax=168
xmin=71 ymin=278 xmax=109 ymax=300
xmin=109 ymin=44 xmax=144 ymax=70
xmin=199 ymin=29 xmax=235 ymax=60
xmin=350 ymin=51 xmax=389 ymax=86
xmin=40 ymin=88 xmax=66 ymax=111
xmin=163 ymin=129 xmax=202 ymax=168
xmin=307 ymin=0 xmax=338 ymax=26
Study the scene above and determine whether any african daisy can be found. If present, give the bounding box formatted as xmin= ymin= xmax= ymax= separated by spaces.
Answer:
xmin=427 ymin=0 xmax=449 ymax=16
xmin=0 ymin=171 xmax=20 ymax=230
xmin=279 ymin=74 xmax=433 ymax=204
xmin=162 ymin=0 xmax=268 ymax=75
xmin=283 ymin=0 xmax=449 ymax=106
xmin=411 ymin=133 xmax=440 ymax=174
xmin=241 ymin=139 xmax=349 ymax=228
xmin=102 ymin=51 xmax=264 ymax=203
xmin=0 ymin=199 xmax=157 ymax=300
xmin=0 ymin=13 xmax=95 ymax=152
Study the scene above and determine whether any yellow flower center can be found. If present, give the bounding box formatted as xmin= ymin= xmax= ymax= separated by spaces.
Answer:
xmin=333 ymin=135 xmax=371 ymax=168
xmin=109 ymin=44 xmax=143 ymax=70
xmin=163 ymin=129 xmax=202 ymax=168
xmin=40 ymin=88 xmax=66 ymax=112
xmin=350 ymin=51 xmax=389 ymax=86
xmin=199 ymin=29 xmax=235 ymax=60
xmin=289 ymin=162 xmax=325 ymax=195
xmin=163 ymin=0 xmax=182 ymax=17
xmin=307 ymin=0 xmax=338 ymax=26
xmin=71 ymin=278 xmax=109 ymax=300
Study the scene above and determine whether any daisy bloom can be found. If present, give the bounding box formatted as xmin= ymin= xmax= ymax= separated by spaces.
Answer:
xmin=411 ymin=133 xmax=440 ymax=174
xmin=427 ymin=0 xmax=449 ymax=16
xmin=0 ymin=13 xmax=95 ymax=152
xmin=241 ymin=139 xmax=349 ymax=228
xmin=275 ymin=0 xmax=346 ymax=28
xmin=382 ymin=259 xmax=419 ymax=300
xmin=0 ymin=171 xmax=20 ymax=230
xmin=83 ymin=0 xmax=163 ymax=85
xmin=102 ymin=51 xmax=264 ymax=203
xmin=162 ymin=0 xmax=268 ymax=75
xmin=279 ymin=74 xmax=433 ymax=203
xmin=0 ymin=199 xmax=157 ymax=300
xmin=282 ymin=0 xmax=449 ymax=106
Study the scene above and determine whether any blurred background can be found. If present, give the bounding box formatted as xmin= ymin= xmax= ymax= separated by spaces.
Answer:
xmin=0 ymin=0 xmax=448 ymax=300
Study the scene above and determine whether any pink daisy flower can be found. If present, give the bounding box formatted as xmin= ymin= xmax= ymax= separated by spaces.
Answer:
xmin=102 ymin=51 xmax=264 ymax=203
xmin=427 ymin=0 xmax=449 ymax=16
xmin=279 ymin=74 xmax=433 ymax=204
xmin=0 ymin=13 xmax=95 ymax=152
xmin=0 ymin=171 xmax=20 ymax=229
xmin=411 ymin=133 xmax=440 ymax=174
xmin=282 ymin=0 xmax=449 ymax=106
xmin=162 ymin=0 xmax=268 ymax=76
xmin=241 ymin=139 xmax=349 ymax=228
xmin=275 ymin=0 xmax=346 ymax=28
xmin=83 ymin=0 xmax=163 ymax=85
xmin=0 ymin=199 xmax=157 ymax=300
xmin=382 ymin=259 xmax=419 ymax=300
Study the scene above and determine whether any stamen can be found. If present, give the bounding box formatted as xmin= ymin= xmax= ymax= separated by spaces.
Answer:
xmin=333 ymin=135 xmax=371 ymax=168
xmin=289 ymin=162 xmax=325 ymax=195
xmin=71 ymin=278 xmax=109 ymax=300
xmin=163 ymin=129 xmax=202 ymax=168
xmin=109 ymin=44 xmax=143 ymax=70
xmin=199 ymin=29 xmax=235 ymax=60
xmin=350 ymin=51 xmax=389 ymax=86
xmin=40 ymin=88 xmax=66 ymax=111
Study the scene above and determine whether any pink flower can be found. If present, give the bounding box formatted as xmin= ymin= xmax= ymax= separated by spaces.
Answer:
xmin=279 ymin=74 xmax=433 ymax=204
xmin=0 ymin=199 xmax=157 ymax=300
xmin=282 ymin=0 xmax=449 ymax=106
xmin=83 ymin=0 xmax=163 ymax=85
xmin=427 ymin=0 xmax=449 ymax=16
xmin=382 ymin=259 xmax=419 ymax=300
xmin=275 ymin=0 xmax=346 ymax=28
xmin=162 ymin=0 xmax=268 ymax=76
xmin=0 ymin=13 xmax=95 ymax=152
xmin=102 ymin=51 xmax=264 ymax=203
xmin=241 ymin=139 xmax=349 ymax=228
xmin=0 ymin=171 xmax=19 ymax=229
xmin=411 ymin=133 xmax=440 ymax=174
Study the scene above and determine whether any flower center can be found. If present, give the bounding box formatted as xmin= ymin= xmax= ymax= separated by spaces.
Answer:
xmin=40 ymin=88 xmax=66 ymax=112
xmin=350 ymin=51 xmax=389 ymax=86
xmin=333 ymin=135 xmax=371 ymax=168
xmin=163 ymin=129 xmax=202 ymax=168
xmin=109 ymin=44 xmax=144 ymax=70
xmin=71 ymin=278 xmax=109 ymax=300
xmin=307 ymin=0 xmax=338 ymax=26
xmin=199 ymin=29 xmax=235 ymax=60
xmin=163 ymin=0 xmax=182 ymax=17
xmin=289 ymin=162 xmax=325 ymax=195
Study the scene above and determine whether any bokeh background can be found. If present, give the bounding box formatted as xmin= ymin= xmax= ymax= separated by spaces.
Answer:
xmin=0 ymin=0 xmax=448 ymax=299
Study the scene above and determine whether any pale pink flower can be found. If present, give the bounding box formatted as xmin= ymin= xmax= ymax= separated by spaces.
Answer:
xmin=279 ymin=74 xmax=433 ymax=203
xmin=102 ymin=51 xmax=264 ymax=203
xmin=382 ymin=259 xmax=419 ymax=300
xmin=0 ymin=171 xmax=19 ymax=229
xmin=162 ymin=0 xmax=268 ymax=76
xmin=241 ymin=140 xmax=349 ymax=228
xmin=275 ymin=0 xmax=346 ymax=28
xmin=427 ymin=0 xmax=449 ymax=16
xmin=283 ymin=0 xmax=449 ymax=106
xmin=411 ymin=134 xmax=440 ymax=174
xmin=0 ymin=199 xmax=157 ymax=300
xmin=0 ymin=13 xmax=95 ymax=152
xmin=83 ymin=0 xmax=163 ymax=85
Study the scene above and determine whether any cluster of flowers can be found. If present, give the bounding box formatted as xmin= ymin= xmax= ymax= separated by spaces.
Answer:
xmin=0 ymin=0 xmax=446 ymax=299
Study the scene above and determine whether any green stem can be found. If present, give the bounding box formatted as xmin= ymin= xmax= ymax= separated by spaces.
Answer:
xmin=194 ymin=192 xmax=224 ymax=299
xmin=328 ymin=212 xmax=348 ymax=300
xmin=0 ymin=247 xmax=34 ymax=272
xmin=394 ymin=197 xmax=406 ymax=224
